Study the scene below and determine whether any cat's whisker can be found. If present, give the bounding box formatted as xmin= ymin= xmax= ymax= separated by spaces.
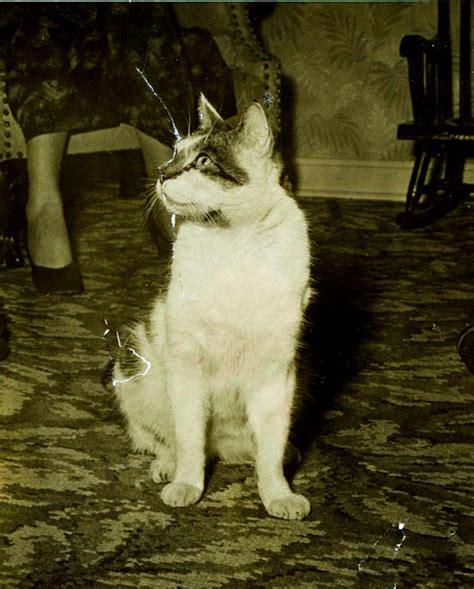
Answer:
xmin=140 ymin=181 xmax=157 ymax=205
xmin=185 ymin=98 xmax=192 ymax=137
xmin=203 ymin=127 xmax=213 ymax=144
xmin=142 ymin=197 xmax=162 ymax=227
xmin=141 ymin=184 xmax=162 ymax=227
xmin=202 ymin=209 xmax=213 ymax=224
xmin=203 ymin=209 xmax=219 ymax=229
xmin=141 ymin=202 xmax=153 ymax=227
xmin=187 ymin=115 xmax=191 ymax=138
xmin=188 ymin=202 xmax=200 ymax=220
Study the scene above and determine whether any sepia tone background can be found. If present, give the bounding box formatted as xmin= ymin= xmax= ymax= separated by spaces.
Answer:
xmin=1 ymin=2 xmax=473 ymax=586
xmin=261 ymin=1 xmax=438 ymax=162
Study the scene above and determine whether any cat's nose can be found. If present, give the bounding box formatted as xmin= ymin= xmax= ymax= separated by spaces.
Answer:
xmin=158 ymin=169 xmax=171 ymax=183
xmin=159 ymin=167 xmax=179 ymax=183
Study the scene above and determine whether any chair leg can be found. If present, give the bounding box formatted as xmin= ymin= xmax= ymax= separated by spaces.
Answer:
xmin=444 ymin=146 xmax=469 ymax=196
xmin=1 ymin=159 xmax=27 ymax=269
xmin=419 ymin=146 xmax=469 ymax=224
xmin=397 ymin=145 xmax=432 ymax=229
xmin=397 ymin=143 xmax=468 ymax=229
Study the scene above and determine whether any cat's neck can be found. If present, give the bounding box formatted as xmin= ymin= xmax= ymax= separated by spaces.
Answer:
xmin=176 ymin=186 xmax=300 ymax=246
xmin=202 ymin=182 xmax=291 ymax=230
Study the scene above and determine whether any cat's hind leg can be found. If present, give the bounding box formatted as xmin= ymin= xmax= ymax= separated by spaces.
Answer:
xmin=127 ymin=421 xmax=175 ymax=482
xmin=150 ymin=441 xmax=175 ymax=483
xmin=127 ymin=421 xmax=158 ymax=454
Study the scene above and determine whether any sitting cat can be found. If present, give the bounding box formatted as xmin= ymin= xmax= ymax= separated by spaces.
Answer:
xmin=112 ymin=95 xmax=312 ymax=520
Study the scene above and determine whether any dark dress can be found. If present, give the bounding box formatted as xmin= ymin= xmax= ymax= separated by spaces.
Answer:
xmin=2 ymin=3 xmax=235 ymax=146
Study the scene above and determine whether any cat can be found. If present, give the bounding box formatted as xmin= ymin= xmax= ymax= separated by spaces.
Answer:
xmin=112 ymin=95 xmax=312 ymax=520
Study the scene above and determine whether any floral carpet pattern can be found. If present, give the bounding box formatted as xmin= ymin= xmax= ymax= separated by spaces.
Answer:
xmin=1 ymin=180 xmax=473 ymax=587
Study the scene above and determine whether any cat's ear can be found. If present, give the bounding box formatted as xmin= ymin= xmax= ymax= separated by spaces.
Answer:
xmin=238 ymin=102 xmax=273 ymax=157
xmin=198 ymin=93 xmax=224 ymax=131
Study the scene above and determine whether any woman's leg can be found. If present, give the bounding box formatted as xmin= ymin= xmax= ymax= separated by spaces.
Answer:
xmin=26 ymin=132 xmax=72 ymax=269
xmin=136 ymin=130 xmax=175 ymax=251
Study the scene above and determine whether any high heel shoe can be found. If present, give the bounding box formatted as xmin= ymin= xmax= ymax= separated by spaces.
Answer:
xmin=26 ymin=201 xmax=84 ymax=294
xmin=30 ymin=260 xmax=84 ymax=295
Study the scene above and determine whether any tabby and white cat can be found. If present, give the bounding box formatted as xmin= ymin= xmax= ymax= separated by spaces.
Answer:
xmin=113 ymin=96 xmax=312 ymax=520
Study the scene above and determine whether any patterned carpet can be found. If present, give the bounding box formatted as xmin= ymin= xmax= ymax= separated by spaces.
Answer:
xmin=1 ymin=176 xmax=473 ymax=588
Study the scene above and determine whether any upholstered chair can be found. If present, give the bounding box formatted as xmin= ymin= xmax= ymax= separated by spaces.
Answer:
xmin=0 ymin=65 xmax=27 ymax=268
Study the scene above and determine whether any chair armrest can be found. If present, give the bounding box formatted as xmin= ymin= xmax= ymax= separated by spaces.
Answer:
xmin=400 ymin=34 xmax=435 ymax=58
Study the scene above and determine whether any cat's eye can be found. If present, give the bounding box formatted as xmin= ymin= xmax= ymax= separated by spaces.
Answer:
xmin=194 ymin=154 xmax=212 ymax=169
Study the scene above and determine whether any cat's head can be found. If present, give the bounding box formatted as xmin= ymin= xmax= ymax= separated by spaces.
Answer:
xmin=156 ymin=95 xmax=282 ymax=226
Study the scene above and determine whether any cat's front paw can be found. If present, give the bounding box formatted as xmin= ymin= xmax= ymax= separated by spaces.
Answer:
xmin=266 ymin=493 xmax=311 ymax=520
xmin=161 ymin=482 xmax=202 ymax=507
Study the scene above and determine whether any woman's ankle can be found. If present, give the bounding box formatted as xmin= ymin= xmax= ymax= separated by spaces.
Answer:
xmin=27 ymin=200 xmax=73 ymax=268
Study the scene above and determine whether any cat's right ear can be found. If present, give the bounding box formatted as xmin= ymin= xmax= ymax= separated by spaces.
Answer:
xmin=238 ymin=102 xmax=273 ymax=157
xmin=198 ymin=94 xmax=224 ymax=131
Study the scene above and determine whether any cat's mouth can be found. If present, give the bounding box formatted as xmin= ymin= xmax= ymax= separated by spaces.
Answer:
xmin=161 ymin=192 xmax=227 ymax=226
xmin=160 ymin=191 xmax=197 ymax=216
xmin=161 ymin=192 xmax=187 ymax=212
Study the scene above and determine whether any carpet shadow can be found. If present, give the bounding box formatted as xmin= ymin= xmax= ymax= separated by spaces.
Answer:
xmin=292 ymin=253 xmax=374 ymax=459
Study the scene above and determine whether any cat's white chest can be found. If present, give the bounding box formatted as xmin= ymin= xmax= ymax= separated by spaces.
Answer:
xmin=165 ymin=216 xmax=309 ymax=365
xmin=173 ymin=227 xmax=298 ymax=313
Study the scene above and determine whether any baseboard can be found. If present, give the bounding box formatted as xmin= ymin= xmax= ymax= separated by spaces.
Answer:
xmin=294 ymin=158 xmax=413 ymax=202
xmin=294 ymin=157 xmax=474 ymax=202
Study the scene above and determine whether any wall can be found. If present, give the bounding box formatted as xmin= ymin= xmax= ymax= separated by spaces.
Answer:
xmin=260 ymin=1 xmax=441 ymax=199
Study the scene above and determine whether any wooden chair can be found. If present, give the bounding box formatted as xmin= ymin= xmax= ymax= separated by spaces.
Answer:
xmin=397 ymin=0 xmax=474 ymax=229
xmin=0 ymin=3 xmax=281 ymax=267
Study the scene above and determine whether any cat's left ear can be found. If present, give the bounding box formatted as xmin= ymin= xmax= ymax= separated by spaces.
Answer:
xmin=239 ymin=102 xmax=273 ymax=157
xmin=198 ymin=93 xmax=224 ymax=131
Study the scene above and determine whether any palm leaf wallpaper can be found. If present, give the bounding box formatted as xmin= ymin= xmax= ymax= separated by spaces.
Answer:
xmin=261 ymin=2 xmax=439 ymax=161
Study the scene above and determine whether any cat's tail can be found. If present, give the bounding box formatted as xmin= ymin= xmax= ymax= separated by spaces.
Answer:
xmin=101 ymin=322 xmax=149 ymax=392
xmin=102 ymin=359 xmax=116 ymax=392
